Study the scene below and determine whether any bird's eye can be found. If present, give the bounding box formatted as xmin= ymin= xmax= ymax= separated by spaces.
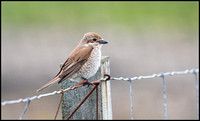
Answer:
xmin=93 ymin=38 xmax=97 ymax=41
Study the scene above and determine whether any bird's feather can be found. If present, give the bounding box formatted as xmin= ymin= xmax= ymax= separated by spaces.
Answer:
xmin=58 ymin=45 xmax=93 ymax=83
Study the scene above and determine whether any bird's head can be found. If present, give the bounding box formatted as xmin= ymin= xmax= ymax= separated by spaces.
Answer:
xmin=80 ymin=32 xmax=108 ymax=47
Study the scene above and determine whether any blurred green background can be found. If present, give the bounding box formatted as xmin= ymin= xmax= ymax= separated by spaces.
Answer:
xmin=1 ymin=1 xmax=199 ymax=120
xmin=2 ymin=1 xmax=198 ymax=32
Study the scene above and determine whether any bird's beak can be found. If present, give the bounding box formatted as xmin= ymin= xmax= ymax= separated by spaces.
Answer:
xmin=98 ymin=40 xmax=108 ymax=44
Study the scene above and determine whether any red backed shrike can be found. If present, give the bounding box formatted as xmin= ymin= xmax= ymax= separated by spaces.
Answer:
xmin=37 ymin=32 xmax=108 ymax=92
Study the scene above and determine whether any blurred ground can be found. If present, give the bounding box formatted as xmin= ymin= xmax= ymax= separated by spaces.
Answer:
xmin=1 ymin=1 xmax=199 ymax=120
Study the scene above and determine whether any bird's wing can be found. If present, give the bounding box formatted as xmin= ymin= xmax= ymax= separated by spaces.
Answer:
xmin=36 ymin=45 xmax=93 ymax=92
xmin=58 ymin=45 xmax=93 ymax=83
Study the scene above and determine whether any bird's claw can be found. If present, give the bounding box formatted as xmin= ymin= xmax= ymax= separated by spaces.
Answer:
xmin=83 ymin=81 xmax=94 ymax=87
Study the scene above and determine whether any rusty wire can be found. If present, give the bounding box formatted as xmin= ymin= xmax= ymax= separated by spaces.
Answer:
xmin=96 ymin=85 xmax=98 ymax=120
xmin=65 ymin=81 xmax=100 ymax=120
xmin=65 ymin=74 xmax=110 ymax=120
xmin=54 ymin=90 xmax=64 ymax=120
xmin=1 ymin=69 xmax=198 ymax=120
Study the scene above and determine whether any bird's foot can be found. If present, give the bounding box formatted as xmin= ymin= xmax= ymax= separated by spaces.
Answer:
xmin=83 ymin=81 xmax=94 ymax=87
xmin=81 ymin=77 xmax=94 ymax=87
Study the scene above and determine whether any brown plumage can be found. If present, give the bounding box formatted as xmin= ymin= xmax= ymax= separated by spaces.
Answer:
xmin=58 ymin=45 xmax=93 ymax=83
xmin=37 ymin=32 xmax=107 ymax=92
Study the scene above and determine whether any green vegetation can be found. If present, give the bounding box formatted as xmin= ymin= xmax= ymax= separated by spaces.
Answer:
xmin=2 ymin=1 xmax=198 ymax=30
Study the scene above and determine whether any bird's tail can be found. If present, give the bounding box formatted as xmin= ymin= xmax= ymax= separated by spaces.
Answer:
xmin=37 ymin=72 xmax=62 ymax=92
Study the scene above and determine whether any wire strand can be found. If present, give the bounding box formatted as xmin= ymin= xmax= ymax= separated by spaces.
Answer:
xmin=1 ymin=68 xmax=199 ymax=106
xmin=110 ymin=69 xmax=198 ymax=81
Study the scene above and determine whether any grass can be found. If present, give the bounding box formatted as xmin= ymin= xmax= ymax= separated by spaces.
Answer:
xmin=1 ymin=1 xmax=198 ymax=30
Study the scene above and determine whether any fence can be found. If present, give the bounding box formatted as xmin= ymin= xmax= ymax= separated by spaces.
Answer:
xmin=1 ymin=57 xmax=199 ymax=120
xmin=111 ymin=68 xmax=199 ymax=120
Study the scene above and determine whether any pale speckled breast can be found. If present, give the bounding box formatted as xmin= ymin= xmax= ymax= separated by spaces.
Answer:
xmin=77 ymin=46 xmax=101 ymax=79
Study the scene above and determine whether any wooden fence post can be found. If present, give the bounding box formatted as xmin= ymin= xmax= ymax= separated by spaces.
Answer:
xmin=61 ymin=56 xmax=112 ymax=120
xmin=100 ymin=56 xmax=112 ymax=120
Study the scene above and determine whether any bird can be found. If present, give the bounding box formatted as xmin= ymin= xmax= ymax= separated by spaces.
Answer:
xmin=37 ymin=32 xmax=108 ymax=92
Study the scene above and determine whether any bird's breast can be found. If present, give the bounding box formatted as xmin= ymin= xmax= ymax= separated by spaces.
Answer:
xmin=77 ymin=46 xmax=101 ymax=79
